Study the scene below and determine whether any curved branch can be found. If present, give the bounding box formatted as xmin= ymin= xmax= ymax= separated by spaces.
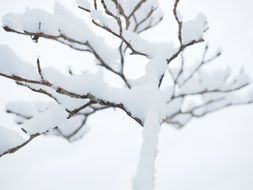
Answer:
xmin=0 ymin=133 xmax=40 ymax=158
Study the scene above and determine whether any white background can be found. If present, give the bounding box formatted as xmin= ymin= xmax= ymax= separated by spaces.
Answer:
xmin=0 ymin=0 xmax=253 ymax=189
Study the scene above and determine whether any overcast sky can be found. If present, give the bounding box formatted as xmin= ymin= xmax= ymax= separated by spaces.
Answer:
xmin=0 ymin=0 xmax=253 ymax=190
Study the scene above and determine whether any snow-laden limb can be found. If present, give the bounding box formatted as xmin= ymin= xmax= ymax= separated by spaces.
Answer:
xmin=0 ymin=45 xmax=40 ymax=81
xmin=173 ymin=0 xmax=207 ymax=46
xmin=57 ymin=115 xmax=90 ymax=142
xmin=76 ymin=0 xmax=91 ymax=12
xmin=76 ymin=0 xmax=163 ymax=32
xmin=6 ymin=100 xmax=105 ymax=142
xmin=0 ymin=125 xmax=41 ymax=158
xmin=0 ymin=127 xmax=26 ymax=157
xmin=132 ymin=108 xmax=162 ymax=190
xmin=0 ymin=45 xmax=122 ymax=105
xmin=2 ymin=3 xmax=121 ymax=72
xmin=181 ymin=13 xmax=207 ymax=45
xmin=163 ymin=44 xmax=253 ymax=128
xmin=178 ymin=68 xmax=250 ymax=96
xmin=0 ymin=44 xmax=167 ymax=126
xmin=6 ymin=101 xmax=47 ymax=120
xmin=22 ymin=104 xmax=68 ymax=135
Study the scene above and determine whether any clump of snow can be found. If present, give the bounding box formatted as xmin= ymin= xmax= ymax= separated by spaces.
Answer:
xmin=123 ymin=0 xmax=160 ymax=19
xmin=104 ymin=0 xmax=118 ymax=15
xmin=182 ymin=13 xmax=207 ymax=45
xmin=123 ymin=84 xmax=166 ymax=122
xmin=171 ymin=113 xmax=192 ymax=127
xmin=91 ymin=10 xmax=120 ymax=35
xmin=58 ymin=115 xmax=89 ymax=138
xmin=122 ymin=30 xmax=176 ymax=86
xmin=76 ymin=0 xmax=91 ymax=10
xmin=123 ymin=30 xmax=175 ymax=58
xmin=69 ymin=125 xmax=90 ymax=142
xmin=165 ymin=97 xmax=183 ymax=117
xmin=0 ymin=45 xmax=40 ymax=80
xmin=3 ymin=9 xmax=59 ymax=35
xmin=23 ymin=104 xmax=68 ymax=135
xmin=135 ymin=0 xmax=160 ymax=21
xmin=0 ymin=127 xmax=26 ymax=155
xmin=6 ymin=101 xmax=47 ymax=118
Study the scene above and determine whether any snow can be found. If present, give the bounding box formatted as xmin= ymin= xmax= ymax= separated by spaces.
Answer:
xmin=132 ymin=108 xmax=161 ymax=190
xmin=133 ymin=0 xmax=159 ymax=17
xmin=134 ymin=0 xmax=160 ymax=22
xmin=91 ymin=10 xmax=120 ymax=35
xmin=57 ymin=115 xmax=89 ymax=140
xmin=6 ymin=101 xmax=47 ymax=118
xmin=76 ymin=0 xmax=91 ymax=10
xmin=123 ymin=84 xmax=166 ymax=122
xmin=0 ymin=45 xmax=40 ymax=80
xmin=68 ymin=125 xmax=90 ymax=142
xmin=165 ymin=98 xmax=183 ymax=117
xmin=122 ymin=30 xmax=176 ymax=86
xmin=123 ymin=30 xmax=175 ymax=58
xmin=23 ymin=104 xmax=68 ymax=135
xmin=0 ymin=127 xmax=26 ymax=156
xmin=171 ymin=113 xmax=192 ymax=127
xmin=6 ymin=100 xmax=91 ymax=140
xmin=182 ymin=13 xmax=208 ymax=45
xmin=104 ymin=0 xmax=118 ymax=15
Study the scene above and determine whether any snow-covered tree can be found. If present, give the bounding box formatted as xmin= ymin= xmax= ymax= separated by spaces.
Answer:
xmin=0 ymin=0 xmax=252 ymax=189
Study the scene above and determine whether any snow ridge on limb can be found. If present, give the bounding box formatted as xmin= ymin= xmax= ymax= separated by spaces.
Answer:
xmin=0 ymin=127 xmax=26 ymax=157
xmin=22 ymin=104 xmax=68 ymax=135
xmin=1 ymin=0 xmax=253 ymax=190
xmin=132 ymin=108 xmax=162 ymax=190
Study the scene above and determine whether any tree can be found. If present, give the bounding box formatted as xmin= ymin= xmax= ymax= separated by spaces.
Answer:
xmin=0 ymin=0 xmax=252 ymax=189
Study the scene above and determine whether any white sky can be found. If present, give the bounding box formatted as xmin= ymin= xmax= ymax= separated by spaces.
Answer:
xmin=0 ymin=0 xmax=253 ymax=190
